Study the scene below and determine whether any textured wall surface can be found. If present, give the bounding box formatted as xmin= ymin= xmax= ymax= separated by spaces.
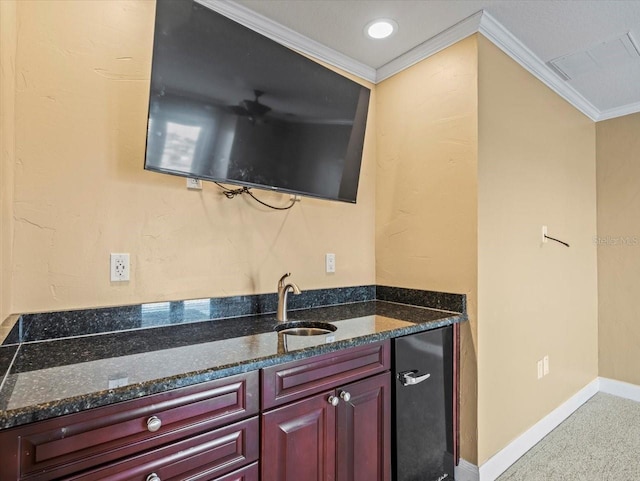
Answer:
xmin=477 ymin=35 xmax=598 ymax=464
xmin=1 ymin=0 xmax=17 ymax=321
xmin=376 ymin=36 xmax=479 ymax=463
xmin=596 ymin=112 xmax=640 ymax=386
xmin=3 ymin=1 xmax=610 ymax=469
xmin=6 ymin=0 xmax=376 ymax=314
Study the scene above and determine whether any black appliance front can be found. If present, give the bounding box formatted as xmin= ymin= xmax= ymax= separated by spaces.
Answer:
xmin=392 ymin=326 xmax=454 ymax=481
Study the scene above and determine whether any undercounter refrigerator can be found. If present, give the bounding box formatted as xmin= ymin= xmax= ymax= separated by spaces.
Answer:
xmin=392 ymin=326 xmax=454 ymax=481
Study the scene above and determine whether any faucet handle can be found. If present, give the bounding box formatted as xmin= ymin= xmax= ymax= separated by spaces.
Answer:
xmin=278 ymin=272 xmax=291 ymax=289
xmin=285 ymin=283 xmax=302 ymax=295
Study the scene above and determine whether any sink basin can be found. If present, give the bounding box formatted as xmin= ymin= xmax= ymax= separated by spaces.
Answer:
xmin=275 ymin=321 xmax=337 ymax=336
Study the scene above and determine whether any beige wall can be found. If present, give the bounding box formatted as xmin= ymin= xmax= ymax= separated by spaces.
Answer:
xmin=5 ymin=0 xmax=376 ymax=315
xmin=1 ymin=0 xmax=17 ymax=321
xmin=477 ymin=36 xmax=598 ymax=463
xmin=3 ymin=0 xmax=609 ymax=468
xmin=596 ymin=112 xmax=640 ymax=386
xmin=376 ymin=36 xmax=479 ymax=463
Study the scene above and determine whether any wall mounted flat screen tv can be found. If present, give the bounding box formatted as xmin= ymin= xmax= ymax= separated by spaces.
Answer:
xmin=144 ymin=0 xmax=371 ymax=203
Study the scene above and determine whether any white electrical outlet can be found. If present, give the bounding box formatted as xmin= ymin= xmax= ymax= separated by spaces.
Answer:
xmin=537 ymin=360 xmax=544 ymax=379
xmin=186 ymin=178 xmax=202 ymax=190
xmin=325 ymin=253 xmax=336 ymax=273
xmin=110 ymin=253 xmax=130 ymax=282
xmin=542 ymin=225 xmax=548 ymax=243
xmin=543 ymin=355 xmax=550 ymax=376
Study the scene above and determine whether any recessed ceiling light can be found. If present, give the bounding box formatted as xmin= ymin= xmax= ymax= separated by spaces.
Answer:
xmin=365 ymin=19 xmax=397 ymax=40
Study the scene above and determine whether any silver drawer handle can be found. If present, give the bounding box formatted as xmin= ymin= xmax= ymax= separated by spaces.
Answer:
xmin=146 ymin=473 xmax=161 ymax=481
xmin=399 ymin=371 xmax=431 ymax=386
xmin=146 ymin=416 xmax=162 ymax=432
xmin=339 ymin=391 xmax=351 ymax=402
xmin=328 ymin=395 xmax=340 ymax=406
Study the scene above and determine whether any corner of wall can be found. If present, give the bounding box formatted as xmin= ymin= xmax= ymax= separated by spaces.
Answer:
xmin=596 ymin=112 xmax=640 ymax=386
xmin=374 ymin=35 xmax=479 ymax=464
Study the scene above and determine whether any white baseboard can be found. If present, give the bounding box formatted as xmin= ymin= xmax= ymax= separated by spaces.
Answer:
xmin=477 ymin=378 xmax=599 ymax=481
xmin=455 ymin=377 xmax=640 ymax=481
xmin=599 ymin=377 xmax=640 ymax=402
xmin=455 ymin=458 xmax=480 ymax=481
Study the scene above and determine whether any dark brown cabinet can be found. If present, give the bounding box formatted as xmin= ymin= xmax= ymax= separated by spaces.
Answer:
xmin=66 ymin=417 xmax=259 ymax=481
xmin=0 ymin=341 xmax=393 ymax=481
xmin=0 ymin=371 xmax=259 ymax=481
xmin=211 ymin=463 xmax=259 ymax=481
xmin=261 ymin=341 xmax=391 ymax=481
xmin=262 ymin=390 xmax=337 ymax=481
xmin=336 ymin=373 xmax=390 ymax=481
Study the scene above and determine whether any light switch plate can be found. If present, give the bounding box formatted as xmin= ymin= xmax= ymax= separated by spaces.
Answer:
xmin=543 ymin=355 xmax=550 ymax=376
xmin=325 ymin=253 xmax=336 ymax=273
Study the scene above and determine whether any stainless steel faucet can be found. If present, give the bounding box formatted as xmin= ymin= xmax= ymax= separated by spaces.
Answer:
xmin=276 ymin=273 xmax=301 ymax=322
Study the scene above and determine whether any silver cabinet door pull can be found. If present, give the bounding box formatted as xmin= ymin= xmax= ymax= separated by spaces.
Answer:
xmin=146 ymin=416 xmax=162 ymax=432
xmin=339 ymin=391 xmax=351 ymax=402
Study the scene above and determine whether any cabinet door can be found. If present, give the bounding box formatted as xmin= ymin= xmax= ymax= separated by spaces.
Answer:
xmin=336 ymin=372 xmax=391 ymax=481
xmin=262 ymin=390 xmax=337 ymax=481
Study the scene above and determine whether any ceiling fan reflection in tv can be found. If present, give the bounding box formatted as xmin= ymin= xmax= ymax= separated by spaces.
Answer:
xmin=227 ymin=89 xmax=272 ymax=125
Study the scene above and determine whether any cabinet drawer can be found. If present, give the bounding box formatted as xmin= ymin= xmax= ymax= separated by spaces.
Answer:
xmin=214 ymin=461 xmax=258 ymax=481
xmin=261 ymin=341 xmax=390 ymax=409
xmin=65 ymin=416 xmax=259 ymax=481
xmin=13 ymin=371 xmax=258 ymax=480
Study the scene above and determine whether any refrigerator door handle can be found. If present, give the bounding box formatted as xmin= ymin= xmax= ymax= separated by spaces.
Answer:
xmin=399 ymin=370 xmax=431 ymax=386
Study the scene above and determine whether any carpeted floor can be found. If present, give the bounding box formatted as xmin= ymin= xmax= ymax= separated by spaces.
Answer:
xmin=496 ymin=393 xmax=640 ymax=481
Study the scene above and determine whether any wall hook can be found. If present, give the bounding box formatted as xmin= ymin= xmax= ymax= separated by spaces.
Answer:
xmin=544 ymin=234 xmax=570 ymax=247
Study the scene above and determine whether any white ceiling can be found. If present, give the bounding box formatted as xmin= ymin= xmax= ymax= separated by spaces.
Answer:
xmin=227 ymin=0 xmax=640 ymax=121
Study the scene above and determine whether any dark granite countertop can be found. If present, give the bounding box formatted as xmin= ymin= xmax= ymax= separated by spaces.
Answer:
xmin=0 ymin=286 xmax=466 ymax=430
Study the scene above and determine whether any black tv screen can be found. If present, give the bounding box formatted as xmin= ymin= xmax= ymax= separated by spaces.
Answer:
xmin=145 ymin=0 xmax=371 ymax=203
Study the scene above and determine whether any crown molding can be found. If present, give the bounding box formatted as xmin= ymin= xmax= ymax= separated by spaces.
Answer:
xmin=596 ymin=100 xmax=640 ymax=121
xmin=375 ymin=11 xmax=483 ymax=83
xmin=197 ymin=1 xmax=636 ymax=122
xmin=477 ymin=11 xmax=600 ymax=121
xmin=196 ymin=0 xmax=376 ymax=83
